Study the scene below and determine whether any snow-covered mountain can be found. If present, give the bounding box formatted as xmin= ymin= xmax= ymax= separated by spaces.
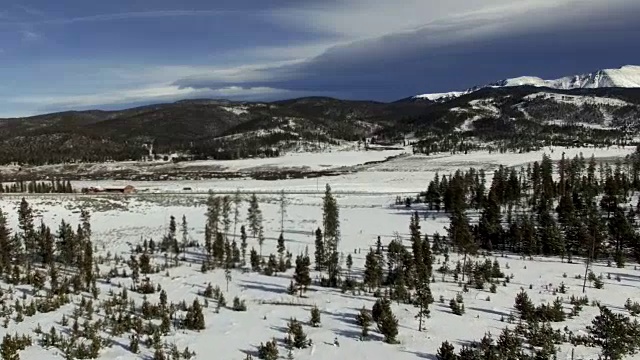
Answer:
xmin=414 ymin=65 xmax=640 ymax=101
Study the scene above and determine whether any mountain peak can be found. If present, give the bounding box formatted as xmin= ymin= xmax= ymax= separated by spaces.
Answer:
xmin=414 ymin=65 xmax=640 ymax=102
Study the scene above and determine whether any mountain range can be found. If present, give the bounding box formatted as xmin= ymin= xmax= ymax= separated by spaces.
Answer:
xmin=0 ymin=65 xmax=639 ymax=170
xmin=413 ymin=65 xmax=640 ymax=101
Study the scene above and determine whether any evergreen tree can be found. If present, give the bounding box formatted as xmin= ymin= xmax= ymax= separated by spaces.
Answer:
xmin=378 ymin=308 xmax=399 ymax=344
xmin=0 ymin=334 xmax=19 ymax=360
xmin=250 ymin=247 xmax=261 ymax=271
xmin=81 ymin=239 xmax=94 ymax=288
xmin=257 ymin=226 xmax=265 ymax=257
xmin=222 ymin=195 xmax=232 ymax=241
xmin=18 ymin=198 xmax=35 ymax=267
xmin=56 ymin=219 xmax=77 ymax=267
xmin=279 ymin=189 xmax=288 ymax=234
xmin=0 ymin=210 xmax=13 ymax=274
xmin=184 ymin=299 xmax=205 ymax=331
xmin=356 ymin=307 xmax=372 ymax=338
xmin=477 ymin=190 xmax=502 ymax=251
xmin=258 ymin=339 xmax=278 ymax=360
xmin=233 ymin=189 xmax=242 ymax=242
xmin=277 ymin=233 xmax=286 ymax=259
xmin=437 ymin=341 xmax=458 ymax=360
xmin=293 ymin=254 xmax=311 ymax=296
xmin=314 ymin=228 xmax=325 ymax=271
xmin=423 ymin=234 xmax=433 ymax=280
xmin=240 ymin=225 xmax=248 ymax=266
xmin=322 ymin=184 xmax=340 ymax=286
xmin=181 ymin=215 xmax=189 ymax=255
xmin=310 ymin=306 xmax=321 ymax=327
xmin=346 ymin=254 xmax=353 ymax=280
xmin=410 ymin=212 xmax=428 ymax=286
xmin=588 ymin=306 xmax=640 ymax=360
xmin=448 ymin=209 xmax=475 ymax=281
xmin=363 ymin=248 xmax=381 ymax=291
xmin=415 ymin=284 xmax=433 ymax=331
xmin=286 ymin=318 xmax=308 ymax=349
xmin=247 ymin=194 xmax=263 ymax=239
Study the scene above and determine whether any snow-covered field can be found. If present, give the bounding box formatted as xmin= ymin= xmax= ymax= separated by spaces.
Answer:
xmin=55 ymin=145 xmax=635 ymax=194
xmin=0 ymin=146 xmax=638 ymax=359
xmin=0 ymin=147 xmax=407 ymax=178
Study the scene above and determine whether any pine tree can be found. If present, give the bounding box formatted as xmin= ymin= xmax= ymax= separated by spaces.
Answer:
xmin=314 ymin=228 xmax=324 ymax=271
xmin=286 ymin=318 xmax=308 ymax=349
xmin=322 ymin=184 xmax=340 ymax=286
xmin=478 ymin=190 xmax=502 ymax=251
xmin=181 ymin=215 xmax=189 ymax=255
xmin=437 ymin=341 xmax=458 ymax=360
xmin=356 ymin=307 xmax=372 ymax=338
xmin=162 ymin=215 xmax=177 ymax=255
xmin=205 ymin=194 xmax=221 ymax=260
xmin=56 ymin=219 xmax=76 ymax=267
xmin=588 ymin=306 xmax=640 ymax=360
xmin=81 ymin=239 xmax=94 ymax=289
xmin=18 ymin=198 xmax=35 ymax=267
xmin=422 ymin=235 xmax=433 ymax=280
xmin=378 ymin=308 xmax=399 ymax=344
xmin=257 ymin=226 xmax=265 ymax=257
xmin=1 ymin=334 xmax=19 ymax=360
xmin=233 ymin=189 xmax=242 ymax=242
xmin=258 ymin=339 xmax=278 ymax=360
xmin=415 ymin=284 xmax=433 ymax=331
xmin=240 ymin=225 xmax=248 ymax=266
xmin=310 ymin=306 xmax=321 ymax=327
xmin=247 ymin=194 xmax=262 ymax=239
xmin=184 ymin=299 xmax=205 ymax=331
xmin=279 ymin=189 xmax=288 ymax=234
xmin=277 ymin=233 xmax=286 ymax=259
xmin=448 ymin=207 xmax=476 ymax=282
xmin=250 ymin=247 xmax=261 ymax=271
xmin=345 ymin=254 xmax=353 ymax=281
xmin=222 ymin=195 xmax=232 ymax=241
xmin=0 ymin=210 xmax=13 ymax=274
xmin=293 ymin=254 xmax=311 ymax=296
xmin=410 ymin=212 xmax=426 ymax=281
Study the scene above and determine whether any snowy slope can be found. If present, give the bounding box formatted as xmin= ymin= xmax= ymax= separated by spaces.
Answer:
xmin=414 ymin=65 xmax=640 ymax=101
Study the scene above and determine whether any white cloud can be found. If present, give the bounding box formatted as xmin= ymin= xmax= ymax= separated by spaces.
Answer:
xmin=20 ymin=29 xmax=40 ymax=41
xmin=267 ymin=0 xmax=630 ymax=41
xmin=8 ymin=83 xmax=289 ymax=110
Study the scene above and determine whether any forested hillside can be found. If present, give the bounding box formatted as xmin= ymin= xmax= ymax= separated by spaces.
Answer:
xmin=1 ymin=87 xmax=639 ymax=166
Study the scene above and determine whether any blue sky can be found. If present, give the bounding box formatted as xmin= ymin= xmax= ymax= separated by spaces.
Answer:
xmin=1 ymin=0 xmax=639 ymax=117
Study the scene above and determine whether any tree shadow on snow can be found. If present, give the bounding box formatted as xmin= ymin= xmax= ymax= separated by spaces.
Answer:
xmin=239 ymin=280 xmax=288 ymax=294
xmin=604 ymin=272 xmax=640 ymax=282
xmin=401 ymin=349 xmax=438 ymax=360
xmin=325 ymin=310 xmax=360 ymax=327
xmin=468 ymin=306 xmax=509 ymax=318
xmin=241 ymin=347 xmax=260 ymax=359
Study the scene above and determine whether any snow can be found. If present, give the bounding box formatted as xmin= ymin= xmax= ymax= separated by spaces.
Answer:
xmin=455 ymin=115 xmax=482 ymax=132
xmin=50 ymin=145 xmax=633 ymax=194
xmin=0 ymin=146 xmax=638 ymax=360
xmin=0 ymin=147 xmax=408 ymax=177
xmin=221 ymin=106 xmax=250 ymax=115
xmin=413 ymin=64 xmax=640 ymax=101
xmin=497 ymin=65 xmax=640 ymax=89
xmin=602 ymin=65 xmax=640 ymax=88
xmin=546 ymin=120 xmax=614 ymax=130
xmin=524 ymin=92 xmax=630 ymax=107
xmin=469 ymin=99 xmax=500 ymax=116
xmin=413 ymin=91 xmax=470 ymax=101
